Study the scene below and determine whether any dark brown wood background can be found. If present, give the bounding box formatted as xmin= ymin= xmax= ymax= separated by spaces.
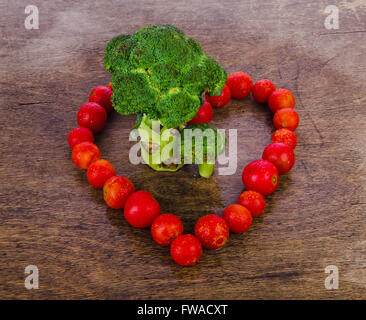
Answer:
xmin=1 ymin=0 xmax=365 ymax=299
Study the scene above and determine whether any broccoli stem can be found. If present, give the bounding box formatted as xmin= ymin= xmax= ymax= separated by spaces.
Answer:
xmin=138 ymin=114 xmax=184 ymax=172
xmin=198 ymin=163 xmax=215 ymax=178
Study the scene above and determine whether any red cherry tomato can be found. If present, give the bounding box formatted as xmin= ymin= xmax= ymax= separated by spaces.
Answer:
xmin=273 ymin=108 xmax=299 ymax=131
xmin=252 ymin=79 xmax=276 ymax=103
xmin=87 ymin=159 xmax=116 ymax=188
xmin=107 ymin=81 xmax=113 ymax=92
xmin=103 ymin=176 xmax=135 ymax=209
xmin=187 ymin=101 xmax=213 ymax=125
xmin=71 ymin=142 xmax=101 ymax=169
xmin=268 ymin=88 xmax=295 ymax=112
xmin=222 ymin=204 xmax=252 ymax=233
xmin=238 ymin=190 xmax=266 ymax=216
xmin=68 ymin=126 xmax=94 ymax=149
xmin=170 ymin=234 xmax=202 ymax=266
xmin=77 ymin=102 xmax=107 ymax=133
xmin=124 ymin=191 xmax=161 ymax=228
xmin=89 ymin=85 xmax=113 ymax=112
xmin=205 ymin=84 xmax=231 ymax=108
xmin=242 ymin=160 xmax=279 ymax=195
xmin=226 ymin=72 xmax=253 ymax=99
xmin=262 ymin=142 xmax=295 ymax=174
xmin=194 ymin=214 xmax=229 ymax=250
xmin=272 ymin=128 xmax=297 ymax=149
xmin=151 ymin=213 xmax=183 ymax=246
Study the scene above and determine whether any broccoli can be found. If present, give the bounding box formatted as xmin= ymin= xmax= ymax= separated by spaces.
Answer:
xmin=105 ymin=25 xmax=227 ymax=177
xmin=181 ymin=124 xmax=226 ymax=178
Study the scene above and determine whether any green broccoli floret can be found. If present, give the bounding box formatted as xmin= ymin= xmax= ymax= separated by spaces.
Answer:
xmin=104 ymin=24 xmax=227 ymax=128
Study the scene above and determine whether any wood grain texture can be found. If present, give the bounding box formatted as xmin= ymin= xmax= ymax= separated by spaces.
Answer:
xmin=0 ymin=0 xmax=365 ymax=299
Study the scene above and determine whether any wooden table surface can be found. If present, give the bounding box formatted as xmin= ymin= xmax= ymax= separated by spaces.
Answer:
xmin=1 ymin=0 xmax=365 ymax=299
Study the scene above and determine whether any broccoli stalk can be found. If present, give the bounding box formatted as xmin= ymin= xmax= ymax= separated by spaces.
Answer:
xmin=138 ymin=115 xmax=184 ymax=172
xmin=105 ymin=25 xmax=227 ymax=177
xmin=199 ymin=163 xmax=215 ymax=179
xmin=136 ymin=117 xmax=225 ymax=177
xmin=181 ymin=124 xmax=226 ymax=178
